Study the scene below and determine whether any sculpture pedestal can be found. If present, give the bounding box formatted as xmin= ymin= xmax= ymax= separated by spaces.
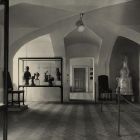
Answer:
xmin=118 ymin=77 xmax=133 ymax=95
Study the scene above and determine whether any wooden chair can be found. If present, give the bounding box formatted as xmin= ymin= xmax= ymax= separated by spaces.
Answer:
xmin=98 ymin=75 xmax=114 ymax=111
xmin=98 ymin=75 xmax=112 ymax=101
xmin=6 ymin=72 xmax=24 ymax=107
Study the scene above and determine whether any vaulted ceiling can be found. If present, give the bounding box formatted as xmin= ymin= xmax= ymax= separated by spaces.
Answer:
xmin=0 ymin=0 xmax=140 ymax=55
xmin=10 ymin=0 xmax=132 ymax=12
xmin=0 ymin=0 xmax=137 ymax=28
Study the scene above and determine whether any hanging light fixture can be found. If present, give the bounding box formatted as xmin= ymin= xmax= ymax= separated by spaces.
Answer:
xmin=76 ymin=13 xmax=85 ymax=32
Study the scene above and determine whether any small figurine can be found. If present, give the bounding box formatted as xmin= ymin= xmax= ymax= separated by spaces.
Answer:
xmin=56 ymin=68 xmax=61 ymax=81
xmin=24 ymin=66 xmax=31 ymax=85
xmin=44 ymin=71 xmax=48 ymax=82
xmin=35 ymin=72 xmax=40 ymax=80
xmin=31 ymin=73 xmax=36 ymax=86
xmin=35 ymin=72 xmax=40 ymax=85
xmin=48 ymin=75 xmax=54 ymax=86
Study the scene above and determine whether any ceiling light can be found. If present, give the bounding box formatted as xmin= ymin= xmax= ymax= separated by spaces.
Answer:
xmin=76 ymin=13 xmax=85 ymax=32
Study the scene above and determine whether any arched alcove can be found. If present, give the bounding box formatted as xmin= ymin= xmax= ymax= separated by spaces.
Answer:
xmin=109 ymin=36 xmax=140 ymax=102
xmin=12 ymin=34 xmax=62 ymax=102
xmin=64 ymin=27 xmax=101 ymax=102
xmin=13 ymin=34 xmax=54 ymax=87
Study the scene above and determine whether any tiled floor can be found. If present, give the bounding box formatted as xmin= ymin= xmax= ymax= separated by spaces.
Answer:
xmin=0 ymin=102 xmax=140 ymax=140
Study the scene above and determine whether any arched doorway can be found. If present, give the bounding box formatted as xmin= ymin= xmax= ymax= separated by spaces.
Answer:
xmin=69 ymin=57 xmax=95 ymax=102
xmin=12 ymin=34 xmax=62 ymax=102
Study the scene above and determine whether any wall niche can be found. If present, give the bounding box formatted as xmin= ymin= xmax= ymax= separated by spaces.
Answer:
xmin=109 ymin=36 xmax=140 ymax=102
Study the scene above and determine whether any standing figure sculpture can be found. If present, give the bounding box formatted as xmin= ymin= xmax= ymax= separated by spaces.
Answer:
xmin=56 ymin=68 xmax=61 ymax=81
xmin=24 ymin=66 xmax=31 ymax=85
xmin=31 ymin=73 xmax=36 ymax=86
xmin=35 ymin=72 xmax=40 ymax=85
xmin=44 ymin=71 xmax=49 ymax=82
xmin=116 ymin=56 xmax=133 ymax=95
xmin=48 ymin=75 xmax=54 ymax=86
xmin=35 ymin=72 xmax=40 ymax=80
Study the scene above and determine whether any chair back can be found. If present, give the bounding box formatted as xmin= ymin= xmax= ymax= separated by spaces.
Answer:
xmin=3 ymin=71 xmax=13 ymax=90
xmin=98 ymin=75 xmax=109 ymax=93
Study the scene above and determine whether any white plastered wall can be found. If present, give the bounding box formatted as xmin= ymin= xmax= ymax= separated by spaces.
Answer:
xmin=13 ymin=34 xmax=64 ymax=102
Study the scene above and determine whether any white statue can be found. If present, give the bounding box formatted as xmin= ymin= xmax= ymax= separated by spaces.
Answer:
xmin=116 ymin=56 xmax=133 ymax=95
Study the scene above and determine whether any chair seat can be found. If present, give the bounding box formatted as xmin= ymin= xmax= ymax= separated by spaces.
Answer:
xmin=8 ymin=90 xmax=24 ymax=93
xmin=5 ymin=72 xmax=25 ymax=107
xmin=2 ymin=72 xmax=25 ymax=108
xmin=8 ymin=90 xmax=25 ymax=107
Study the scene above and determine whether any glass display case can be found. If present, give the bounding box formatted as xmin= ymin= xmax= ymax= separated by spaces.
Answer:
xmin=18 ymin=57 xmax=63 ymax=102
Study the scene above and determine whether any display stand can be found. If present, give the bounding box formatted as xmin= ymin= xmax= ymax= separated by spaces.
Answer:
xmin=18 ymin=57 xmax=63 ymax=103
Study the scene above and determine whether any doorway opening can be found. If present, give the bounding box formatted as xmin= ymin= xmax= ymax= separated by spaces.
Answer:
xmin=73 ymin=68 xmax=86 ymax=92
xmin=69 ymin=57 xmax=95 ymax=102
